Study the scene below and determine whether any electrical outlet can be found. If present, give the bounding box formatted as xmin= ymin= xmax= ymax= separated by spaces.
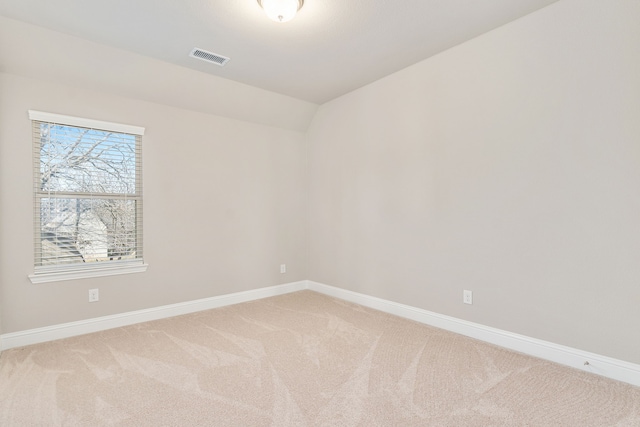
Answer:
xmin=463 ymin=290 xmax=473 ymax=305
xmin=280 ymin=264 xmax=286 ymax=274
xmin=89 ymin=288 xmax=99 ymax=302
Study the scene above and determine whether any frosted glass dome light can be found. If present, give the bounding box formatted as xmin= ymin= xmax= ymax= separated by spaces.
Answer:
xmin=258 ymin=0 xmax=304 ymax=23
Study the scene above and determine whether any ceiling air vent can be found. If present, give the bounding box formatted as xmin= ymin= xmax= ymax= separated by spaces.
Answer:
xmin=189 ymin=48 xmax=230 ymax=67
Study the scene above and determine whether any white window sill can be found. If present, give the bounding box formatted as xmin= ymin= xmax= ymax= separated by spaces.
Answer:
xmin=29 ymin=262 xmax=148 ymax=284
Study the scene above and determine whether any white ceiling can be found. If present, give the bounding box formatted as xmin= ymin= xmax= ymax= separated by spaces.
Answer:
xmin=0 ymin=0 xmax=559 ymax=104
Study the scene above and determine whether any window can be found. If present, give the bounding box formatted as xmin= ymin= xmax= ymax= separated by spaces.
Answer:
xmin=28 ymin=111 xmax=147 ymax=283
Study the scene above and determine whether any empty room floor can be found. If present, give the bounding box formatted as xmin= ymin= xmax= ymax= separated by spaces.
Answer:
xmin=1 ymin=291 xmax=639 ymax=426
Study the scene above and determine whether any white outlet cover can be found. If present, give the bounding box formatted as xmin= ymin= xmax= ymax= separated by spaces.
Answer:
xmin=463 ymin=290 xmax=473 ymax=305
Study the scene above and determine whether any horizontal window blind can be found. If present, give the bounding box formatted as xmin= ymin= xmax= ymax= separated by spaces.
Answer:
xmin=30 ymin=111 xmax=144 ymax=273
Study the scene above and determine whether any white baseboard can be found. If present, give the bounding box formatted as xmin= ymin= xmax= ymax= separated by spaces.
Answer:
xmin=2 ymin=279 xmax=638 ymax=388
xmin=307 ymin=281 xmax=640 ymax=388
xmin=0 ymin=281 xmax=306 ymax=352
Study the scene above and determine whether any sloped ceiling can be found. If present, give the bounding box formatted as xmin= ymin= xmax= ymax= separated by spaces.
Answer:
xmin=0 ymin=0 xmax=559 ymax=105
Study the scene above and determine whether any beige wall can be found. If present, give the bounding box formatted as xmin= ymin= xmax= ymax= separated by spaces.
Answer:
xmin=0 ymin=17 xmax=314 ymax=334
xmin=2 ymin=0 xmax=639 ymax=366
xmin=0 ymin=72 xmax=308 ymax=332
xmin=307 ymin=0 xmax=640 ymax=364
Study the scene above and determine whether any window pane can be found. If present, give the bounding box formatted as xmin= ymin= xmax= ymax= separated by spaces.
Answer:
xmin=39 ymin=198 xmax=138 ymax=265
xmin=31 ymin=113 xmax=144 ymax=275
xmin=39 ymin=123 xmax=137 ymax=195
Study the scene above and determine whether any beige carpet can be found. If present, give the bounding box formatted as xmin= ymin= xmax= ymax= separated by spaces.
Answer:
xmin=1 ymin=290 xmax=639 ymax=426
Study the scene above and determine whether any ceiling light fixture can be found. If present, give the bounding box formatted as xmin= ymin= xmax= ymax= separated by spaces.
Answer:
xmin=257 ymin=0 xmax=304 ymax=23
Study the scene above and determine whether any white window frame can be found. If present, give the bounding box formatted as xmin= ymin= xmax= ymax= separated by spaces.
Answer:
xmin=28 ymin=110 xmax=148 ymax=283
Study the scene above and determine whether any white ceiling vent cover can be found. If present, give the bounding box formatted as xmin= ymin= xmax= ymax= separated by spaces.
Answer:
xmin=189 ymin=48 xmax=230 ymax=66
